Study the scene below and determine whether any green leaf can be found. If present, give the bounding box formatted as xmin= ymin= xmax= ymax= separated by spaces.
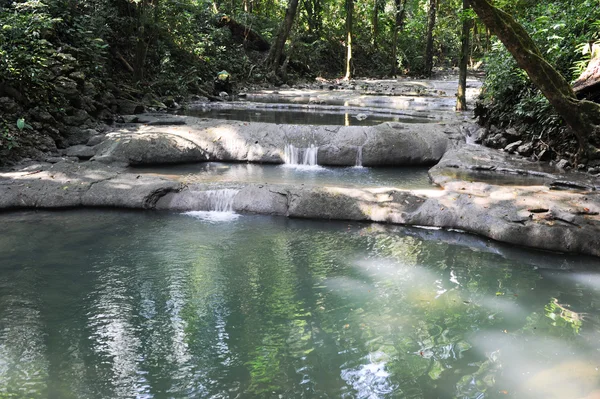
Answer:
xmin=16 ymin=118 xmax=25 ymax=130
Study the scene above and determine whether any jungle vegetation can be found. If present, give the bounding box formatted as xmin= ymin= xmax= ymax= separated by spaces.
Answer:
xmin=0 ymin=0 xmax=599 ymax=164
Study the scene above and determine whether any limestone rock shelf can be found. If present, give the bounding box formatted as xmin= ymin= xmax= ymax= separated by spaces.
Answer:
xmin=1 ymin=117 xmax=598 ymax=257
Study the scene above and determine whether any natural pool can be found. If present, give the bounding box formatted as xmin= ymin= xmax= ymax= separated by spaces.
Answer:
xmin=1 ymin=210 xmax=599 ymax=399
xmin=132 ymin=163 xmax=436 ymax=190
xmin=184 ymin=107 xmax=437 ymax=126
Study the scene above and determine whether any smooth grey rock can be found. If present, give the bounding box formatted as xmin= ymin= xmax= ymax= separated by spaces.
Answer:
xmin=83 ymin=175 xmax=179 ymax=209
xmin=66 ymin=145 xmax=96 ymax=160
xmin=556 ymin=159 xmax=570 ymax=170
xmin=233 ymin=185 xmax=288 ymax=215
xmin=517 ymin=142 xmax=534 ymax=156
xmin=484 ymin=133 xmax=507 ymax=149
xmin=361 ymin=123 xmax=448 ymax=166
xmin=87 ymin=134 xmax=106 ymax=147
xmin=94 ymin=116 xmax=450 ymax=167
xmin=93 ymin=132 xmax=210 ymax=165
xmin=504 ymin=140 xmax=522 ymax=153
xmin=472 ymin=128 xmax=486 ymax=144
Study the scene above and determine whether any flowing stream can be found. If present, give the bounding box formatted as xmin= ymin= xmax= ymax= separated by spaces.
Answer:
xmin=284 ymin=143 xmax=319 ymax=167
xmin=0 ymin=210 xmax=599 ymax=399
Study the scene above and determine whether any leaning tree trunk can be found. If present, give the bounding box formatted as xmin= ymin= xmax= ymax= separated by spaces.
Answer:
xmin=573 ymin=43 xmax=600 ymax=102
xmin=390 ymin=0 xmax=408 ymax=76
xmin=424 ymin=0 xmax=437 ymax=78
xmin=266 ymin=0 xmax=300 ymax=74
xmin=468 ymin=0 xmax=600 ymax=159
xmin=344 ymin=0 xmax=353 ymax=80
xmin=456 ymin=0 xmax=472 ymax=111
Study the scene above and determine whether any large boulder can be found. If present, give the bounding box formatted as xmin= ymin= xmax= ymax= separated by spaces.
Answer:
xmin=361 ymin=123 xmax=448 ymax=166
xmin=107 ymin=116 xmax=453 ymax=166
xmin=92 ymin=132 xmax=210 ymax=165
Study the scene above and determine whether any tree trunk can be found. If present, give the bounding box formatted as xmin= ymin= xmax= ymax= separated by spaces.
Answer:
xmin=133 ymin=0 xmax=149 ymax=82
xmin=573 ymin=43 xmax=600 ymax=102
xmin=372 ymin=0 xmax=379 ymax=48
xmin=303 ymin=0 xmax=322 ymax=35
xmin=218 ymin=16 xmax=270 ymax=51
xmin=266 ymin=0 xmax=300 ymax=73
xmin=456 ymin=0 xmax=471 ymax=111
xmin=468 ymin=0 xmax=600 ymax=158
xmin=424 ymin=0 xmax=437 ymax=77
xmin=390 ymin=0 xmax=408 ymax=76
xmin=344 ymin=0 xmax=353 ymax=80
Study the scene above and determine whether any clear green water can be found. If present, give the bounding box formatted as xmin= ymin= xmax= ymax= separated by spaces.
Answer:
xmin=1 ymin=210 xmax=599 ymax=399
xmin=131 ymin=163 xmax=436 ymax=190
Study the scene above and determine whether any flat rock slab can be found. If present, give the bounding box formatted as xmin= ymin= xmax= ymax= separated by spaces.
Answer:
xmin=1 ymin=147 xmax=599 ymax=257
xmin=83 ymin=116 xmax=453 ymax=166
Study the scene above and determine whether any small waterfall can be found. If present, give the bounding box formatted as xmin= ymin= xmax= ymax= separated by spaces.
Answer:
xmin=354 ymin=146 xmax=363 ymax=168
xmin=184 ymin=189 xmax=240 ymax=222
xmin=205 ymin=189 xmax=237 ymax=212
xmin=284 ymin=144 xmax=300 ymax=165
xmin=284 ymin=143 xmax=319 ymax=167
xmin=302 ymin=144 xmax=318 ymax=166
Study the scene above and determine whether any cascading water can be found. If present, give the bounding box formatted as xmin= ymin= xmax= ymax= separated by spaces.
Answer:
xmin=284 ymin=144 xmax=319 ymax=167
xmin=354 ymin=146 xmax=363 ymax=168
xmin=284 ymin=144 xmax=300 ymax=165
xmin=184 ymin=189 xmax=240 ymax=222
xmin=302 ymin=144 xmax=318 ymax=166
xmin=205 ymin=189 xmax=238 ymax=212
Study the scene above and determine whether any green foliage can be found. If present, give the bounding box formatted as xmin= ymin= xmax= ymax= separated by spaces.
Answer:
xmin=479 ymin=0 xmax=600 ymax=142
xmin=0 ymin=1 xmax=59 ymax=96
xmin=0 ymin=122 xmax=17 ymax=151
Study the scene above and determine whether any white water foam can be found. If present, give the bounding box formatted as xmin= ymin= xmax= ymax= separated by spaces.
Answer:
xmin=354 ymin=145 xmax=364 ymax=168
xmin=183 ymin=189 xmax=240 ymax=222
xmin=183 ymin=211 xmax=240 ymax=223
xmin=205 ymin=189 xmax=238 ymax=212
xmin=283 ymin=143 xmax=320 ymax=168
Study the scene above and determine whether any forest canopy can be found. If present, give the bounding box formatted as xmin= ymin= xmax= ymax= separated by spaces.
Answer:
xmin=0 ymin=0 xmax=599 ymax=163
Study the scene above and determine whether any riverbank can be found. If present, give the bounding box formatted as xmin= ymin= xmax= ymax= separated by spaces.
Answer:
xmin=1 ymin=116 xmax=598 ymax=257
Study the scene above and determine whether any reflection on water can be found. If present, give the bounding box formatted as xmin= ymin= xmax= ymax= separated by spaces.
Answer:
xmin=0 ymin=210 xmax=599 ymax=399
xmin=132 ymin=162 xmax=436 ymax=190
xmin=185 ymin=107 xmax=437 ymax=126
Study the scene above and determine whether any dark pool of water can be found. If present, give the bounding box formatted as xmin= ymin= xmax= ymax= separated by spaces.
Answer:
xmin=1 ymin=210 xmax=599 ymax=399
xmin=184 ymin=107 xmax=438 ymax=126
xmin=131 ymin=163 xmax=436 ymax=190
